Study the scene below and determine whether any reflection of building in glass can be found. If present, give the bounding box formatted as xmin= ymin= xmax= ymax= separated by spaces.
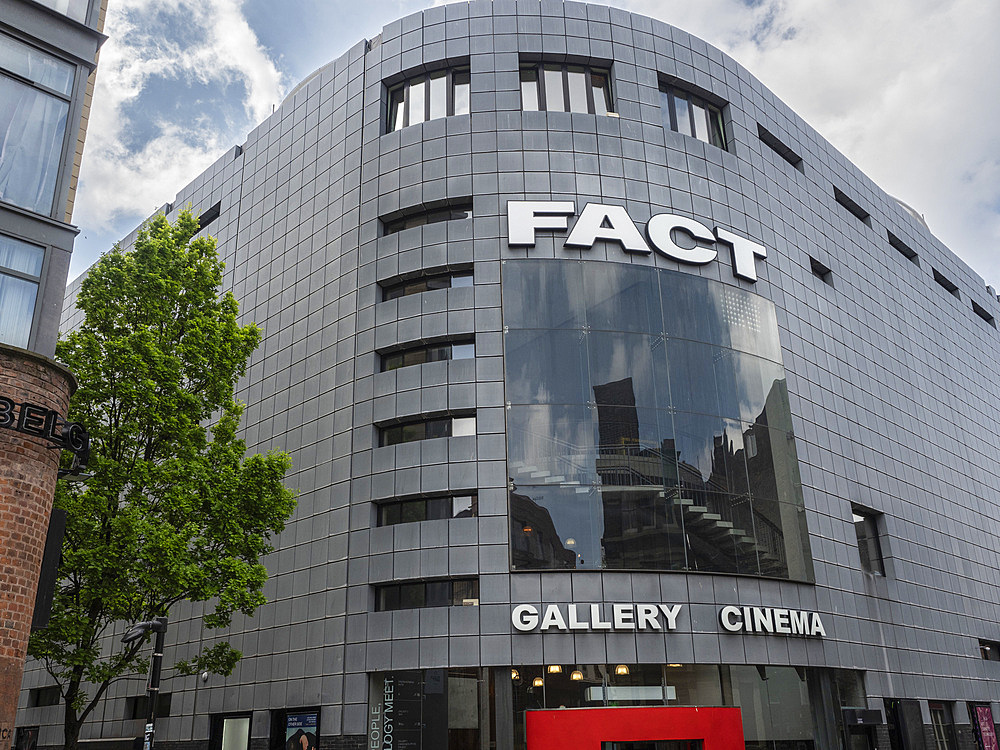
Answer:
xmin=505 ymin=260 xmax=810 ymax=580
xmin=510 ymin=490 xmax=577 ymax=569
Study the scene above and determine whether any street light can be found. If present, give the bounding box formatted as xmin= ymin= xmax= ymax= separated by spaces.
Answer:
xmin=122 ymin=617 xmax=168 ymax=750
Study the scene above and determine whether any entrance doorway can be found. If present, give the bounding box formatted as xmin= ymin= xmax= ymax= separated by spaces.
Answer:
xmin=526 ymin=706 xmax=744 ymax=750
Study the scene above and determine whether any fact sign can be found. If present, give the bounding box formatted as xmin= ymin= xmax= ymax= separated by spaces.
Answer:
xmin=507 ymin=201 xmax=767 ymax=282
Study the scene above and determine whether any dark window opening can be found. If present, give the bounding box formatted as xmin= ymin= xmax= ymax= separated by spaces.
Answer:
xmin=375 ymin=578 xmax=479 ymax=611
xmin=972 ymin=300 xmax=996 ymax=328
xmin=197 ymin=202 xmax=221 ymax=231
xmin=378 ymin=414 xmax=476 ymax=447
xmin=833 ymin=187 xmax=871 ymax=226
xmin=809 ymin=256 xmax=833 ymax=286
xmin=933 ymin=268 xmax=961 ymax=299
xmin=757 ymin=124 xmax=803 ymax=170
xmin=387 ymin=66 xmax=470 ymax=132
xmin=380 ymin=338 xmax=475 ymax=372
xmin=377 ymin=493 xmax=478 ymax=526
xmin=28 ymin=686 xmax=60 ymax=707
xmin=382 ymin=201 xmax=472 ymax=235
xmin=887 ymin=231 xmax=919 ymax=265
xmin=380 ymin=268 xmax=473 ymax=302
xmin=14 ymin=727 xmax=38 ymax=750
xmin=660 ymin=83 xmax=726 ymax=150
xmin=852 ymin=506 xmax=885 ymax=576
xmin=520 ymin=62 xmax=614 ymax=115
xmin=126 ymin=692 xmax=172 ymax=720
xmin=980 ymin=639 xmax=1000 ymax=661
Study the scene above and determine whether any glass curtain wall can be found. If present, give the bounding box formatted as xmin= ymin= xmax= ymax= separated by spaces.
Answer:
xmin=502 ymin=260 xmax=812 ymax=581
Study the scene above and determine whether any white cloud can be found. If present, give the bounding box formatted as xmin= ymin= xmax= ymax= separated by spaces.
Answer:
xmin=73 ymin=0 xmax=285 ymax=255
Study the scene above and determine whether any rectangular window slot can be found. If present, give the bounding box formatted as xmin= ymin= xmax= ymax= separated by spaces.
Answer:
xmin=833 ymin=187 xmax=871 ymax=226
xmin=197 ymin=202 xmax=221 ymax=231
xmin=972 ymin=300 xmax=996 ymax=328
xmin=379 ymin=267 xmax=473 ymax=302
xmin=887 ymin=231 xmax=919 ymax=265
xmin=375 ymin=578 xmax=479 ymax=611
xmin=852 ymin=505 xmax=885 ymax=576
xmin=28 ymin=685 xmax=60 ymax=707
xmin=757 ymin=124 xmax=803 ymax=170
xmin=932 ymin=268 xmax=960 ymax=299
xmin=520 ymin=61 xmax=614 ymax=116
xmin=386 ymin=65 xmax=470 ymax=132
xmin=809 ymin=256 xmax=833 ymax=286
xmin=378 ymin=414 xmax=476 ymax=447
xmin=380 ymin=338 xmax=475 ymax=372
xmin=126 ymin=692 xmax=172 ymax=719
xmin=981 ymin=639 xmax=1000 ymax=661
xmin=377 ymin=492 xmax=478 ymax=526
xmin=381 ymin=200 xmax=472 ymax=236
xmin=659 ymin=82 xmax=727 ymax=150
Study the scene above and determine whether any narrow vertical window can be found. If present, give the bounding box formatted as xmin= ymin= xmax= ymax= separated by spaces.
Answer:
xmin=408 ymin=78 xmax=426 ymax=125
xmin=428 ymin=71 xmax=447 ymax=120
xmin=566 ymin=67 xmax=588 ymax=113
xmin=543 ymin=66 xmax=566 ymax=112
xmin=520 ymin=68 xmax=539 ymax=111
xmin=590 ymin=71 xmax=610 ymax=115
xmin=453 ymin=69 xmax=470 ymax=115
xmin=852 ymin=506 xmax=885 ymax=576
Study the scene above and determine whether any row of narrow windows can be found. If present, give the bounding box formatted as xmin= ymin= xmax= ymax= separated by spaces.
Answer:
xmin=758 ymin=124 xmax=995 ymax=328
xmin=385 ymin=59 xmax=723 ymax=151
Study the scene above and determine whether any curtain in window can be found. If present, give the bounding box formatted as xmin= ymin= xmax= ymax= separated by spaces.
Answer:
xmin=0 ymin=234 xmax=44 ymax=276
xmin=32 ymin=0 xmax=88 ymax=22
xmin=0 ymin=273 xmax=38 ymax=348
xmin=0 ymin=75 xmax=68 ymax=215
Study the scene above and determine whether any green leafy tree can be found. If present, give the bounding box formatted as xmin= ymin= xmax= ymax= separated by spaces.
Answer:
xmin=28 ymin=211 xmax=296 ymax=750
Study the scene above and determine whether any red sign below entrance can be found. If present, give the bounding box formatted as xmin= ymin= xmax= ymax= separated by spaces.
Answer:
xmin=525 ymin=706 xmax=745 ymax=750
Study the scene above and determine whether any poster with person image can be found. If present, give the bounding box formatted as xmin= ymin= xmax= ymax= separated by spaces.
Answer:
xmin=284 ymin=713 xmax=318 ymax=750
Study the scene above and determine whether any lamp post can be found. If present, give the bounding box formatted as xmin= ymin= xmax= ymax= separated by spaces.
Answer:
xmin=122 ymin=617 xmax=168 ymax=750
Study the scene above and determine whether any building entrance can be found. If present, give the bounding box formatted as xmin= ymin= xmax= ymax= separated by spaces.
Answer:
xmin=525 ymin=706 xmax=744 ymax=750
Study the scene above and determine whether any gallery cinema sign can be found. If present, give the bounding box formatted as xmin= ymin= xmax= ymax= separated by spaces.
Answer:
xmin=507 ymin=200 xmax=768 ymax=282
xmin=719 ymin=606 xmax=826 ymax=637
xmin=512 ymin=603 xmax=683 ymax=632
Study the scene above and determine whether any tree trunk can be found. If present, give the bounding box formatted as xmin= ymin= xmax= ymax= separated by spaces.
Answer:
xmin=62 ymin=703 xmax=81 ymax=750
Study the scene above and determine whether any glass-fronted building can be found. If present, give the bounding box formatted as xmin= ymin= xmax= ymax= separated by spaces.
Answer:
xmin=22 ymin=3 xmax=1000 ymax=749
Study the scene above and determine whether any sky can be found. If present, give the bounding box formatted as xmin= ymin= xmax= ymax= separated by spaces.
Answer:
xmin=70 ymin=0 xmax=1000 ymax=288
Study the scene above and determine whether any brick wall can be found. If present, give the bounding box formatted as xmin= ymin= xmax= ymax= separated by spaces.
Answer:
xmin=0 ymin=345 xmax=74 ymax=731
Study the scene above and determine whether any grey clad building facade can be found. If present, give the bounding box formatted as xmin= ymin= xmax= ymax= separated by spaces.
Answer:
xmin=20 ymin=2 xmax=1000 ymax=749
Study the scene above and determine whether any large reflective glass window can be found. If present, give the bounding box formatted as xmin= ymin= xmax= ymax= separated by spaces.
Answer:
xmin=503 ymin=259 xmax=812 ymax=581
